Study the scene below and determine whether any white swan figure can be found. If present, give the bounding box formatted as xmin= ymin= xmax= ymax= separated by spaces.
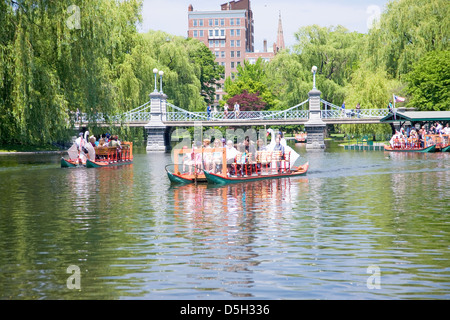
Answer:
xmin=266 ymin=128 xmax=276 ymax=151
xmin=266 ymin=128 xmax=300 ymax=169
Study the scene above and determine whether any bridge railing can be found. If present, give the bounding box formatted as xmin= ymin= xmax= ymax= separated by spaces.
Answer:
xmin=74 ymin=99 xmax=390 ymax=124
xmin=166 ymin=110 xmax=310 ymax=121
xmin=321 ymin=109 xmax=389 ymax=119
xmin=166 ymin=99 xmax=310 ymax=122
xmin=320 ymin=99 xmax=390 ymax=118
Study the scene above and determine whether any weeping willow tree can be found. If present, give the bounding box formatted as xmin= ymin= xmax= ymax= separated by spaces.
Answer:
xmin=0 ymin=0 xmax=144 ymax=145
xmin=366 ymin=0 xmax=449 ymax=79
xmin=0 ymin=1 xmax=223 ymax=145
xmin=337 ymin=0 xmax=449 ymax=136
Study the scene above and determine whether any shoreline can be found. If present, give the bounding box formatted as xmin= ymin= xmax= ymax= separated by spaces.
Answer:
xmin=0 ymin=150 xmax=67 ymax=155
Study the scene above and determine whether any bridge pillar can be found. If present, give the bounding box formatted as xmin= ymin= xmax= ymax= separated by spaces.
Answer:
xmin=305 ymin=88 xmax=326 ymax=150
xmin=145 ymin=92 xmax=170 ymax=152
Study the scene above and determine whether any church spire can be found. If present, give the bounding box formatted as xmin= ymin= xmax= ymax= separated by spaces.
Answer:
xmin=275 ymin=11 xmax=285 ymax=53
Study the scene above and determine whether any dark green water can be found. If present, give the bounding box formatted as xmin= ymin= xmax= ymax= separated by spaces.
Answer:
xmin=0 ymin=141 xmax=449 ymax=299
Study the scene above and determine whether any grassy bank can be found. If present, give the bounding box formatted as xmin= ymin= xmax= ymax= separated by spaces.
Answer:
xmin=0 ymin=144 xmax=61 ymax=153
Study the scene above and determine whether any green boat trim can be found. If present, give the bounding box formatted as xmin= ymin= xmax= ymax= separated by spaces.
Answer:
xmin=384 ymin=144 xmax=436 ymax=153
xmin=167 ymin=170 xmax=194 ymax=185
xmin=441 ymin=145 xmax=450 ymax=152
xmin=61 ymin=157 xmax=84 ymax=168
xmin=203 ymin=163 xmax=309 ymax=185
xmin=86 ymin=159 xmax=133 ymax=168
xmin=165 ymin=165 xmax=207 ymax=184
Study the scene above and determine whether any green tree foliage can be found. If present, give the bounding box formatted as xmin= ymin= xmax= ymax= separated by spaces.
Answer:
xmin=293 ymin=25 xmax=363 ymax=103
xmin=405 ymin=50 xmax=450 ymax=111
xmin=337 ymin=67 xmax=402 ymax=136
xmin=186 ymin=39 xmax=224 ymax=105
xmin=264 ymin=51 xmax=310 ymax=109
xmin=0 ymin=0 xmax=144 ymax=145
xmin=366 ymin=0 xmax=449 ymax=79
xmin=223 ymin=59 xmax=276 ymax=109
xmin=0 ymin=1 xmax=223 ymax=145
xmin=262 ymin=25 xmax=363 ymax=111
xmin=294 ymin=25 xmax=363 ymax=86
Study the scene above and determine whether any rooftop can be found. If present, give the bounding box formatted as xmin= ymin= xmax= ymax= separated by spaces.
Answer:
xmin=380 ymin=111 xmax=450 ymax=123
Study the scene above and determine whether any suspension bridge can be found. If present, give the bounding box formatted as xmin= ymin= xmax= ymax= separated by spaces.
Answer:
xmin=75 ymin=98 xmax=389 ymax=127
xmin=74 ymin=67 xmax=396 ymax=152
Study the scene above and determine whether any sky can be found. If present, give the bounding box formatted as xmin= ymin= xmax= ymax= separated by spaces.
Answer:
xmin=139 ymin=0 xmax=391 ymax=52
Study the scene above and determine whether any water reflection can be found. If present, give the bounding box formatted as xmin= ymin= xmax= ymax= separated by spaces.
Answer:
xmin=0 ymin=145 xmax=449 ymax=299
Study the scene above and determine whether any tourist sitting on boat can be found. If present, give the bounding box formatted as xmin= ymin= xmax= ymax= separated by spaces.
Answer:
xmin=193 ymin=142 xmax=203 ymax=173
xmin=244 ymin=136 xmax=256 ymax=162
xmin=256 ymin=139 xmax=266 ymax=151
xmin=389 ymin=130 xmax=403 ymax=149
xmin=182 ymin=146 xmax=194 ymax=174
xmin=443 ymin=123 xmax=450 ymax=135
xmin=202 ymin=139 xmax=212 ymax=171
xmin=272 ymin=137 xmax=285 ymax=172
xmin=226 ymin=140 xmax=238 ymax=175
xmin=89 ymin=136 xmax=96 ymax=148
xmin=236 ymin=144 xmax=250 ymax=176
xmin=419 ymin=127 xmax=426 ymax=148
xmin=212 ymin=139 xmax=223 ymax=173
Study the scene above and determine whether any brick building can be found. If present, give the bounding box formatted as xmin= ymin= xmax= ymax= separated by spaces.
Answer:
xmin=187 ymin=0 xmax=284 ymax=104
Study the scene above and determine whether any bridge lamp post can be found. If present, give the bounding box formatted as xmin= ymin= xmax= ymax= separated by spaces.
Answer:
xmin=159 ymin=70 xmax=164 ymax=94
xmin=311 ymin=65 xmax=318 ymax=89
xmin=153 ymin=68 xmax=159 ymax=93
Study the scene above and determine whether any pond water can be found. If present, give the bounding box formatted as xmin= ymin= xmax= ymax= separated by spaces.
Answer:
xmin=0 ymin=141 xmax=449 ymax=300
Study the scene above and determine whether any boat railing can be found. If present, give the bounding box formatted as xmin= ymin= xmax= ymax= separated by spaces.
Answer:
xmin=231 ymin=150 xmax=291 ymax=177
xmin=173 ymin=147 xmax=297 ymax=177
xmin=94 ymin=142 xmax=133 ymax=162
xmin=173 ymin=147 xmax=227 ymax=177
xmin=424 ymin=134 xmax=449 ymax=149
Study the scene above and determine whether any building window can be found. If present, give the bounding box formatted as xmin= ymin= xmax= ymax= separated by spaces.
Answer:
xmin=236 ymin=29 xmax=241 ymax=36
xmin=209 ymin=19 xmax=213 ymax=26
xmin=199 ymin=19 xmax=204 ymax=27
xmin=215 ymin=29 xmax=219 ymax=37
xmin=230 ymin=40 xmax=234 ymax=47
xmin=236 ymin=51 xmax=241 ymax=58
xmin=199 ymin=30 xmax=204 ymax=37
xmin=231 ymin=61 xmax=235 ymax=68
xmin=221 ymin=51 xmax=225 ymax=58
xmin=193 ymin=30 xmax=198 ymax=37
xmin=230 ymin=29 xmax=234 ymax=36
xmin=220 ymin=29 xmax=225 ymax=37
xmin=220 ymin=40 xmax=225 ymax=47
xmin=237 ymin=61 xmax=241 ymax=66
xmin=236 ymin=40 xmax=241 ymax=47
xmin=236 ymin=18 xmax=240 ymax=26
xmin=209 ymin=40 xmax=214 ymax=47
xmin=220 ymin=19 xmax=225 ymax=26
xmin=215 ymin=51 xmax=220 ymax=58
xmin=193 ymin=19 xmax=197 ymax=27
xmin=209 ymin=30 xmax=213 ymax=37
xmin=215 ymin=40 xmax=219 ymax=47
xmin=215 ymin=19 xmax=219 ymax=26
xmin=230 ymin=18 xmax=234 ymax=26
xmin=230 ymin=51 xmax=235 ymax=58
